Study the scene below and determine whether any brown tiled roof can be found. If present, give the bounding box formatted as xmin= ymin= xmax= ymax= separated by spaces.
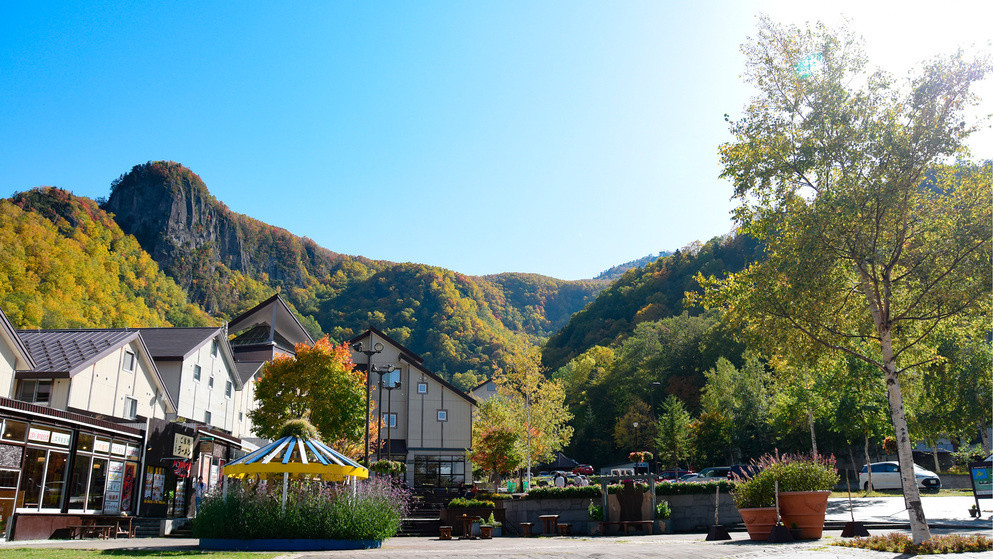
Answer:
xmin=235 ymin=360 xmax=265 ymax=384
xmin=16 ymin=329 xmax=139 ymax=376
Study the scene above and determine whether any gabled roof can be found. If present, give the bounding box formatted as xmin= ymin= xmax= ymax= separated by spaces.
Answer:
xmin=17 ymin=329 xmax=142 ymax=377
xmin=15 ymin=329 xmax=177 ymax=414
xmin=235 ymin=360 xmax=266 ymax=384
xmin=228 ymin=294 xmax=314 ymax=349
xmin=471 ymin=378 xmax=496 ymax=392
xmin=133 ymin=327 xmax=224 ymax=360
xmin=350 ymin=327 xmax=475 ymax=407
xmin=230 ymin=324 xmax=296 ymax=353
xmin=0 ymin=307 xmax=34 ymax=370
xmin=137 ymin=327 xmax=242 ymax=390
xmin=348 ymin=326 xmax=424 ymax=365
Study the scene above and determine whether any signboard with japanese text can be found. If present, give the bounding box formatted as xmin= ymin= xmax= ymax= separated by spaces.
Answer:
xmin=173 ymin=434 xmax=194 ymax=458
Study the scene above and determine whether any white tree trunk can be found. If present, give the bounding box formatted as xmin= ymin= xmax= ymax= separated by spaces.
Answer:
xmin=864 ymin=433 xmax=872 ymax=491
xmin=882 ymin=338 xmax=931 ymax=543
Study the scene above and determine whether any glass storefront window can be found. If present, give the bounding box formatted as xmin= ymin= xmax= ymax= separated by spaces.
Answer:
xmin=2 ymin=421 xmax=27 ymax=443
xmin=19 ymin=448 xmax=46 ymax=508
xmin=68 ymin=455 xmax=90 ymax=511
xmin=77 ymin=433 xmax=94 ymax=452
xmin=41 ymin=450 xmax=68 ymax=509
xmin=88 ymin=458 xmax=107 ymax=511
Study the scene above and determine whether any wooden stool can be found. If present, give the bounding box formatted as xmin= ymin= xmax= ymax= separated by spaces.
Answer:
xmin=520 ymin=522 xmax=534 ymax=537
xmin=557 ymin=523 xmax=572 ymax=536
xmin=439 ymin=526 xmax=453 ymax=540
xmin=539 ymin=515 xmax=559 ymax=535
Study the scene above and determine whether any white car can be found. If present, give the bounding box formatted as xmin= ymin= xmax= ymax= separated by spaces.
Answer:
xmin=859 ymin=461 xmax=941 ymax=491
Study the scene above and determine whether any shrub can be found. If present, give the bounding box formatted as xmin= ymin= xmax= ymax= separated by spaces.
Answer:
xmin=588 ymin=501 xmax=604 ymax=521
xmin=732 ymin=452 xmax=839 ymax=509
xmin=834 ymin=533 xmax=993 ymax=554
xmin=370 ymin=460 xmax=406 ymax=475
xmin=655 ymin=500 xmax=671 ymax=519
xmin=193 ymin=477 xmax=410 ymax=541
xmin=447 ymin=497 xmax=496 ymax=508
xmin=526 ymin=486 xmax=601 ymax=499
xmin=654 ymin=480 xmax=734 ymax=495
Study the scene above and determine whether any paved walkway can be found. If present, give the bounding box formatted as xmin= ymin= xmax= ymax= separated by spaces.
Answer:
xmin=2 ymin=496 xmax=990 ymax=558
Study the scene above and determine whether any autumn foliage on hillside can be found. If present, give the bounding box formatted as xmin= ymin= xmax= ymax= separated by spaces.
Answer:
xmin=1 ymin=188 xmax=214 ymax=328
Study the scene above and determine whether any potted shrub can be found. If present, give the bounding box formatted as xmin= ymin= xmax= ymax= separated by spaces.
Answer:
xmin=772 ymin=453 xmax=839 ymax=539
xmin=732 ymin=468 xmax=778 ymax=541
xmin=654 ymin=500 xmax=672 ymax=534
xmin=588 ymin=501 xmax=604 ymax=536
xmin=482 ymin=512 xmax=502 ymax=537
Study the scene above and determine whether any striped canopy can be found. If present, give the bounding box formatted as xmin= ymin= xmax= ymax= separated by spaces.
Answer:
xmin=224 ymin=435 xmax=368 ymax=481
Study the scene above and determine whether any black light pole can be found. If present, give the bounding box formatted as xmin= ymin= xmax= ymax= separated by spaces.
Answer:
xmin=352 ymin=338 xmax=384 ymax=463
xmin=650 ymin=381 xmax=661 ymax=475
xmin=371 ymin=364 xmax=395 ymax=461
xmin=384 ymin=371 xmax=402 ymax=460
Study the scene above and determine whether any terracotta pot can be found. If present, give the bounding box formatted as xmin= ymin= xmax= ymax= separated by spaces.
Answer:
xmin=737 ymin=507 xmax=778 ymax=541
xmin=778 ymin=491 xmax=829 ymax=539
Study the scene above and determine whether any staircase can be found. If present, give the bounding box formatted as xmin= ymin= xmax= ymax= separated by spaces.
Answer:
xmin=132 ymin=517 xmax=162 ymax=538
xmin=398 ymin=489 xmax=453 ymax=537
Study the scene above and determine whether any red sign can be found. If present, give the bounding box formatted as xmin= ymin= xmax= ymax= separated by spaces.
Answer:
xmin=172 ymin=459 xmax=192 ymax=478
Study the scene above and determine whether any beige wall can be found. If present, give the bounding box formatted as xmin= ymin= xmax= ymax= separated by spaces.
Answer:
xmin=173 ymin=337 xmax=239 ymax=432
xmin=63 ymin=340 xmax=169 ymax=419
xmin=0 ymin=338 xmax=17 ymax=399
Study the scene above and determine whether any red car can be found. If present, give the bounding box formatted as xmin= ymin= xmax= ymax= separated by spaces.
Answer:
xmin=572 ymin=464 xmax=594 ymax=475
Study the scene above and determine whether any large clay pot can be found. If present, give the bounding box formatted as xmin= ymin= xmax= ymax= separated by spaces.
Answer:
xmin=737 ymin=507 xmax=778 ymax=541
xmin=778 ymin=491 xmax=829 ymax=539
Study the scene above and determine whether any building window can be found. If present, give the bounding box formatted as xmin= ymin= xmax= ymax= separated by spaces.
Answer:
xmin=204 ymin=411 xmax=212 ymax=424
xmin=211 ymin=340 xmax=218 ymax=357
xmin=19 ymin=447 xmax=69 ymax=510
xmin=16 ymin=379 xmax=52 ymax=404
xmin=193 ymin=365 xmax=201 ymax=382
xmin=208 ymin=376 xmax=214 ymax=389
xmin=437 ymin=409 xmax=447 ymax=422
xmin=225 ymin=381 xmax=232 ymax=398
xmin=382 ymin=412 xmax=397 ymax=428
xmin=417 ymin=382 xmax=428 ymax=394
xmin=122 ymin=350 xmax=136 ymax=372
xmin=413 ymin=455 xmax=465 ymax=489
xmin=238 ymin=412 xmax=243 ymax=423
xmin=124 ymin=396 xmax=138 ymax=420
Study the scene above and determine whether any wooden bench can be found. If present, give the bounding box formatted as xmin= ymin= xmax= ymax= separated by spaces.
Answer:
xmin=68 ymin=525 xmax=113 ymax=540
xmin=557 ymin=523 xmax=573 ymax=536
xmin=597 ymin=520 xmax=654 ymax=536
xmin=519 ymin=522 xmax=534 ymax=537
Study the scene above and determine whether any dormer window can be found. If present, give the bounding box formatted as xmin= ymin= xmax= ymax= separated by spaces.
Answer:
xmin=16 ymin=380 xmax=52 ymax=404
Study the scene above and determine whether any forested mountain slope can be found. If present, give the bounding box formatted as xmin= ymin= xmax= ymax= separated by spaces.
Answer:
xmin=96 ymin=161 xmax=602 ymax=381
xmin=1 ymin=187 xmax=214 ymax=329
xmin=542 ymin=234 xmax=762 ymax=370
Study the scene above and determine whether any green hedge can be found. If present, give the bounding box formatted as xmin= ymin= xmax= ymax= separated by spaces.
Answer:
xmin=447 ymin=497 xmax=496 ymax=508
xmin=523 ymin=480 xmax=733 ymax=499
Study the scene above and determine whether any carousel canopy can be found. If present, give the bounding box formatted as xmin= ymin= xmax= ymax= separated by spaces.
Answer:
xmin=224 ymin=435 xmax=368 ymax=481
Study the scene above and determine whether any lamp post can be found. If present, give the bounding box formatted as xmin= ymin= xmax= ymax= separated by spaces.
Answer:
xmin=352 ymin=339 xmax=384 ymax=463
xmin=650 ymin=381 xmax=661 ymax=475
xmin=383 ymin=370 xmax=402 ymax=460
xmin=371 ymin=364 xmax=396 ymax=461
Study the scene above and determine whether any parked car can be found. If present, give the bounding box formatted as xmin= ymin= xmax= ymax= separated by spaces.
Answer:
xmin=678 ymin=473 xmax=699 ymax=481
xmin=729 ymin=464 xmax=760 ymax=480
xmin=693 ymin=466 xmax=732 ymax=482
xmin=657 ymin=469 xmax=694 ymax=481
xmin=573 ymin=464 xmax=594 ymax=475
xmin=859 ymin=461 xmax=942 ymax=491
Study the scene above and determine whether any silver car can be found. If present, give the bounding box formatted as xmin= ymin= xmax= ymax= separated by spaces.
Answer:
xmin=859 ymin=461 xmax=941 ymax=491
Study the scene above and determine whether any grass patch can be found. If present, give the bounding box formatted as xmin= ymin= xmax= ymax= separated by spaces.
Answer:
xmin=1 ymin=551 xmax=276 ymax=559
xmin=834 ymin=533 xmax=993 ymax=554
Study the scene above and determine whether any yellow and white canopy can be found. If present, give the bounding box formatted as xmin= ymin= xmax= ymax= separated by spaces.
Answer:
xmin=224 ymin=435 xmax=368 ymax=481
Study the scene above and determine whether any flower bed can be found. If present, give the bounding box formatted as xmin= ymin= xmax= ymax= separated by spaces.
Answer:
xmin=193 ymin=478 xmax=409 ymax=543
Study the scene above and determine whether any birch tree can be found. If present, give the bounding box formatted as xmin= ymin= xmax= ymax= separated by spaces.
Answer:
xmin=699 ymin=16 xmax=991 ymax=543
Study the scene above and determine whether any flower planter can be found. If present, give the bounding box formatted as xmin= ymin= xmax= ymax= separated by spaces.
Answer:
xmin=737 ymin=507 xmax=778 ymax=541
xmin=778 ymin=491 xmax=829 ymax=539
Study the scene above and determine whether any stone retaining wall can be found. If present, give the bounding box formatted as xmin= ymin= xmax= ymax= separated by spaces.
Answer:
xmin=502 ymin=492 xmax=740 ymax=535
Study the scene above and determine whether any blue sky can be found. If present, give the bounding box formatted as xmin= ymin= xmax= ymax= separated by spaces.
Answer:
xmin=2 ymin=1 xmax=990 ymax=280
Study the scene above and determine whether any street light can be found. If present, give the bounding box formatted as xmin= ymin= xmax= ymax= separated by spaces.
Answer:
xmin=383 ymin=370 xmax=402 ymax=461
xmin=371 ymin=364 xmax=396 ymax=461
xmin=352 ymin=339 xmax=384 ymax=463
xmin=650 ymin=381 xmax=661 ymax=475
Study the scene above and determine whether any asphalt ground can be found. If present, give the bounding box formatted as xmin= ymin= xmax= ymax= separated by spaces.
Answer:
xmin=1 ymin=497 xmax=990 ymax=559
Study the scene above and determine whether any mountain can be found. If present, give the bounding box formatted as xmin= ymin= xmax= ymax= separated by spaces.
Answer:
xmin=99 ymin=161 xmax=603 ymax=381
xmin=594 ymin=251 xmax=672 ymax=281
xmin=541 ymin=234 xmax=762 ymax=370
xmin=1 ymin=187 xmax=214 ymax=329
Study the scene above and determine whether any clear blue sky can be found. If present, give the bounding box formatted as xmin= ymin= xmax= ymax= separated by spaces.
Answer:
xmin=2 ymin=1 xmax=990 ymax=280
